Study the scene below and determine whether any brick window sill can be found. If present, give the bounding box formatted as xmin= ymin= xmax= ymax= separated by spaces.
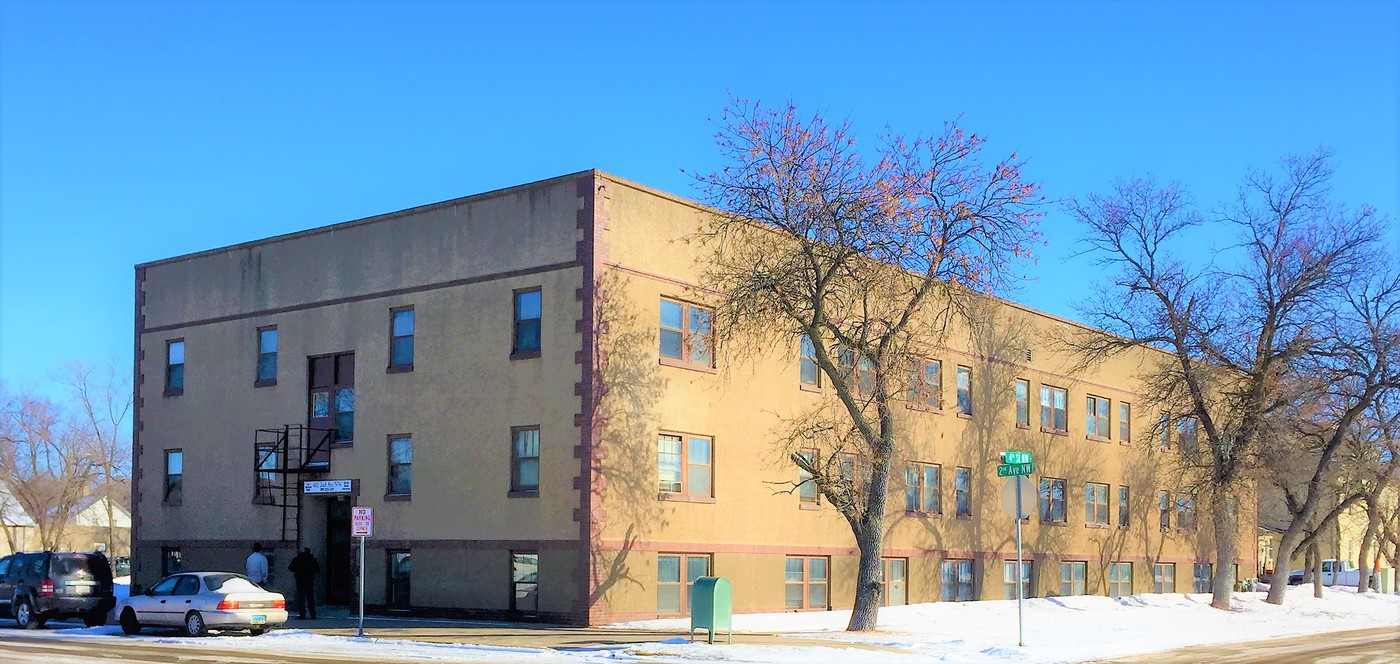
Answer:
xmin=658 ymin=493 xmax=715 ymax=504
xmin=508 ymin=489 xmax=540 ymax=498
xmin=955 ymin=514 xmax=973 ymax=520
xmin=1086 ymin=435 xmax=1111 ymax=444
xmin=1040 ymin=521 xmax=1068 ymax=527
xmin=331 ymin=441 xmax=353 ymax=449
xmin=905 ymin=510 xmax=943 ymax=519
xmin=799 ymin=502 xmax=820 ymax=511
xmin=254 ymin=378 xmax=277 ymax=388
xmin=1015 ymin=423 xmax=1031 ymax=430
xmin=658 ymin=357 xmax=717 ymax=374
xmin=386 ymin=364 xmax=414 ymax=374
xmin=1085 ymin=522 xmax=1111 ymax=529
xmin=799 ymin=383 xmax=822 ymax=393
xmin=384 ymin=493 xmax=411 ymax=502
xmin=956 ymin=412 xmax=973 ymax=420
xmin=163 ymin=388 xmax=184 ymax=398
xmin=511 ymin=349 xmax=541 ymax=361
xmin=906 ymin=405 xmax=945 ymax=414
xmin=1040 ymin=427 xmax=1068 ymax=436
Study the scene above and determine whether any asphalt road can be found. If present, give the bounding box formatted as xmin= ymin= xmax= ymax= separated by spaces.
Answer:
xmin=1106 ymin=626 xmax=1400 ymax=664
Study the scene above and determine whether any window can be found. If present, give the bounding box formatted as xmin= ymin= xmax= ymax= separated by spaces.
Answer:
xmin=387 ymin=550 xmax=411 ymax=608
xmin=1039 ymin=477 xmax=1066 ymax=523
xmin=165 ymin=339 xmax=185 ymax=394
xmin=955 ymin=467 xmax=972 ymax=517
xmin=161 ymin=547 xmax=183 ymax=576
xmin=657 ymin=433 xmax=713 ymax=498
xmin=838 ymin=347 xmax=876 ymax=395
xmin=1004 ymin=560 xmax=1033 ymax=599
xmin=1014 ymin=379 xmax=1030 ymax=427
xmin=1108 ymin=562 xmax=1132 ymax=598
xmin=1040 ymin=385 xmax=1067 ymax=433
xmin=905 ymin=462 xmax=941 ymax=514
xmin=256 ymin=327 xmax=278 ymax=385
xmin=388 ymin=436 xmax=412 ymax=496
xmin=940 ymin=559 xmax=975 ymax=601
xmin=513 ymin=289 xmax=542 ymax=356
xmin=882 ymin=558 xmax=907 ymax=606
xmin=785 ymin=556 xmax=829 ymax=610
xmin=310 ymin=352 xmax=355 ymax=447
xmin=912 ymin=359 xmax=942 ymax=408
xmin=1154 ymin=563 xmax=1176 ymax=593
xmin=510 ymin=552 xmax=538 ymax=614
xmin=799 ymin=335 xmax=821 ymax=387
xmin=1059 ymin=562 xmax=1086 ymax=596
xmin=389 ymin=307 xmax=414 ymax=370
xmin=956 ymin=366 xmax=972 ymax=415
xmin=1176 ymin=493 xmax=1195 ymax=530
xmin=164 ymin=449 xmax=183 ymax=504
xmin=511 ymin=427 xmax=540 ymax=493
xmin=658 ymin=554 xmax=711 ymax=615
xmin=1177 ymin=416 xmax=1198 ymax=451
xmin=1086 ymin=395 xmax=1110 ymax=438
xmin=1118 ymin=486 xmax=1130 ymax=528
xmin=1158 ymin=412 xmax=1171 ymax=450
xmin=255 ymin=443 xmax=278 ymax=501
xmin=797 ymin=449 xmax=818 ymax=504
xmin=1158 ymin=490 xmax=1170 ymax=530
xmin=1227 ymin=498 xmax=1239 ymax=528
xmin=1192 ymin=563 xmax=1212 ymax=593
xmin=1085 ymin=482 xmax=1109 ymax=525
xmin=1119 ymin=402 xmax=1131 ymax=442
xmin=659 ymin=299 xmax=713 ymax=369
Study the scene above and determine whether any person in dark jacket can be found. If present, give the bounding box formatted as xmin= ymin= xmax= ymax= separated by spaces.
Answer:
xmin=287 ymin=548 xmax=320 ymax=620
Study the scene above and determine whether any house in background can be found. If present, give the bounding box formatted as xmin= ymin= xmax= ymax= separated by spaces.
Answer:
xmin=0 ymin=484 xmax=39 ymax=555
xmin=0 ymin=485 xmax=132 ymax=557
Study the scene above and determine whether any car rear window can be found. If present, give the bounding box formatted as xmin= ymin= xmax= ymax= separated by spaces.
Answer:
xmin=204 ymin=573 xmax=260 ymax=593
xmin=51 ymin=554 xmax=113 ymax=581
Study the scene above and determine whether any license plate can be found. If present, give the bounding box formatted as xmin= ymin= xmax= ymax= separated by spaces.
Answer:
xmin=251 ymin=615 xmax=266 ymax=624
xmin=74 ymin=586 xmax=90 ymax=595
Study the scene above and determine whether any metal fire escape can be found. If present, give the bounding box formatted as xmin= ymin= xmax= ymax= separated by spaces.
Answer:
xmin=253 ymin=425 xmax=336 ymax=545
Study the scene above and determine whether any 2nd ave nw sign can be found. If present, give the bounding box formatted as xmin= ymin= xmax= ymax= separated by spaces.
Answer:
xmin=997 ymin=462 xmax=1036 ymax=477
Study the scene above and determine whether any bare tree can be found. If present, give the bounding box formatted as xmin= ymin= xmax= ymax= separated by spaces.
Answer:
xmin=691 ymin=98 xmax=1040 ymax=630
xmin=58 ymin=360 xmax=132 ymax=554
xmin=1067 ymin=150 xmax=1390 ymax=608
xmin=0 ymin=386 xmax=102 ymax=550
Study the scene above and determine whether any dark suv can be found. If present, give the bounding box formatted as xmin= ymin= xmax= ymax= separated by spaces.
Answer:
xmin=0 ymin=552 xmax=116 ymax=628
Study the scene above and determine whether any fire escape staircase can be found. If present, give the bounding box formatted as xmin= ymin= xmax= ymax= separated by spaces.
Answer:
xmin=253 ymin=425 xmax=335 ymax=545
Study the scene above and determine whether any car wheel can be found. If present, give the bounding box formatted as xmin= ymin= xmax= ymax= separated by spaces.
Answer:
xmin=183 ymin=611 xmax=207 ymax=637
xmin=82 ymin=609 xmax=107 ymax=627
xmin=14 ymin=599 xmax=40 ymax=630
xmin=119 ymin=608 xmax=141 ymax=636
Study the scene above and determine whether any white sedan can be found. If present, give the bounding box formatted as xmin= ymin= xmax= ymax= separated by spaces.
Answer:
xmin=117 ymin=572 xmax=288 ymax=637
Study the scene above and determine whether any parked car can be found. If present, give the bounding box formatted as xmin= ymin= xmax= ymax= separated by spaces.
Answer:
xmin=117 ymin=572 xmax=287 ymax=637
xmin=1288 ymin=559 xmax=1377 ymax=588
xmin=0 ymin=551 xmax=116 ymax=628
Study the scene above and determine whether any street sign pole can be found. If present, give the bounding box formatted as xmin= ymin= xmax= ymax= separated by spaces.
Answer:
xmin=358 ymin=533 xmax=365 ymax=637
xmin=351 ymin=505 xmax=372 ymax=638
xmin=1015 ymin=478 xmax=1024 ymax=647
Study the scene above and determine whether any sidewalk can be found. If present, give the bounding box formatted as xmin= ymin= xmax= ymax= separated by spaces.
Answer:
xmin=287 ymin=607 xmax=903 ymax=652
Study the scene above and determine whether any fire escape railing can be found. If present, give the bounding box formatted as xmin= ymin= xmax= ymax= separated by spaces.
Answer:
xmin=254 ymin=425 xmax=336 ymax=544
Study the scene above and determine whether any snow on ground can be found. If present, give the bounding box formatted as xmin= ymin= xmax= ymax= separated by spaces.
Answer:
xmin=608 ymin=585 xmax=1400 ymax=663
xmin=4 ymin=585 xmax=1395 ymax=663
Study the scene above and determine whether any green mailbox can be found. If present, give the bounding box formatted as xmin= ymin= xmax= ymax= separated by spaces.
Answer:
xmin=689 ymin=576 xmax=732 ymax=644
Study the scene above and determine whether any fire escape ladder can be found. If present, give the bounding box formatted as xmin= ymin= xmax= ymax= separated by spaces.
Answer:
xmin=254 ymin=425 xmax=334 ymax=545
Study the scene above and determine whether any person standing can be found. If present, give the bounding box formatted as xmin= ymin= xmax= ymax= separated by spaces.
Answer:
xmin=245 ymin=542 xmax=269 ymax=588
xmin=288 ymin=547 xmax=320 ymax=620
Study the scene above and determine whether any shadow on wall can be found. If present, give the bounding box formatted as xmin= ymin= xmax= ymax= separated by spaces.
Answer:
xmin=589 ymin=272 xmax=669 ymax=608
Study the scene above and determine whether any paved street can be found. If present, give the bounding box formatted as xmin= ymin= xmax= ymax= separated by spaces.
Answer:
xmin=1107 ymin=626 xmax=1400 ymax=664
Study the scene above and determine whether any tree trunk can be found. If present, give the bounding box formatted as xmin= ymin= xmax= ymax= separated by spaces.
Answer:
xmin=1266 ymin=527 xmax=1304 ymax=604
xmin=1210 ymin=496 xmax=1234 ymax=608
xmin=1311 ymin=542 xmax=1324 ymax=598
xmin=1357 ymin=497 xmax=1380 ymax=593
xmin=847 ymin=525 xmax=884 ymax=630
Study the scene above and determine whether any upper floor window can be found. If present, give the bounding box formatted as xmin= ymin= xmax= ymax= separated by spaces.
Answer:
xmin=657 ymin=433 xmax=712 ymax=498
xmin=1086 ymin=395 xmax=1110 ymax=438
xmin=1176 ymin=492 xmax=1196 ymax=529
xmin=799 ymin=335 xmax=821 ymax=388
xmin=1085 ymin=482 xmax=1109 ymax=525
xmin=1177 ymin=416 xmax=1198 ymax=451
xmin=1014 ymin=379 xmax=1030 ymax=427
xmin=1039 ymin=477 xmax=1066 ymax=523
xmin=256 ymin=327 xmax=278 ymax=385
xmin=1158 ymin=490 xmax=1171 ymax=529
xmin=1040 ymin=385 xmax=1067 ymax=433
xmin=513 ymin=289 xmax=542 ymax=357
xmin=164 ymin=449 xmax=183 ymax=504
xmin=797 ymin=449 xmax=818 ymax=505
xmin=838 ymin=347 xmax=875 ymax=395
xmin=912 ymin=359 xmax=942 ymax=409
xmin=905 ymin=462 xmax=941 ymax=514
xmin=1118 ymin=485 xmax=1130 ymax=528
xmin=255 ymin=443 xmax=278 ymax=502
xmin=1119 ymin=402 xmax=1132 ymax=442
xmin=659 ymin=299 xmax=713 ymax=369
xmin=511 ymin=427 xmax=540 ymax=493
xmin=955 ymin=366 xmax=972 ymax=415
xmin=389 ymin=307 xmax=415 ymax=370
xmin=165 ymin=340 xmax=185 ymax=394
xmin=388 ymin=435 xmax=412 ymax=496
xmin=955 ymin=467 xmax=972 ymax=517
xmin=1158 ymin=412 xmax=1171 ymax=450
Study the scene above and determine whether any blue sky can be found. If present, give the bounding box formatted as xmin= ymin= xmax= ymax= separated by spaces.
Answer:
xmin=1 ymin=0 xmax=1396 ymax=389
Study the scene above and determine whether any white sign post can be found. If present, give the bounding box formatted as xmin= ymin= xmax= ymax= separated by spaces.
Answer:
xmin=999 ymin=473 xmax=1036 ymax=647
xmin=351 ymin=506 xmax=372 ymax=637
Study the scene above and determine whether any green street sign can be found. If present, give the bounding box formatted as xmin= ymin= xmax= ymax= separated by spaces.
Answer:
xmin=997 ymin=462 xmax=1035 ymax=477
xmin=1001 ymin=450 xmax=1032 ymax=465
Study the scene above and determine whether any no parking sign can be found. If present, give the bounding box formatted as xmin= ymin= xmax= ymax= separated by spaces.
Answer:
xmin=351 ymin=506 xmax=373 ymax=537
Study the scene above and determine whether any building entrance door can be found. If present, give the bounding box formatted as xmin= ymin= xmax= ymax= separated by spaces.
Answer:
xmin=325 ymin=498 xmax=353 ymax=604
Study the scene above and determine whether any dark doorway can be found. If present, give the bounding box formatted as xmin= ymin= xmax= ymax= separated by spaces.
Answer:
xmin=325 ymin=498 xmax=353 ymax=604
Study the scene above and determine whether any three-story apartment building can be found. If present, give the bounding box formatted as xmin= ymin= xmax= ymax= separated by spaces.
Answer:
xmin=132 ymin=170 xmax=1255 ymax=624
